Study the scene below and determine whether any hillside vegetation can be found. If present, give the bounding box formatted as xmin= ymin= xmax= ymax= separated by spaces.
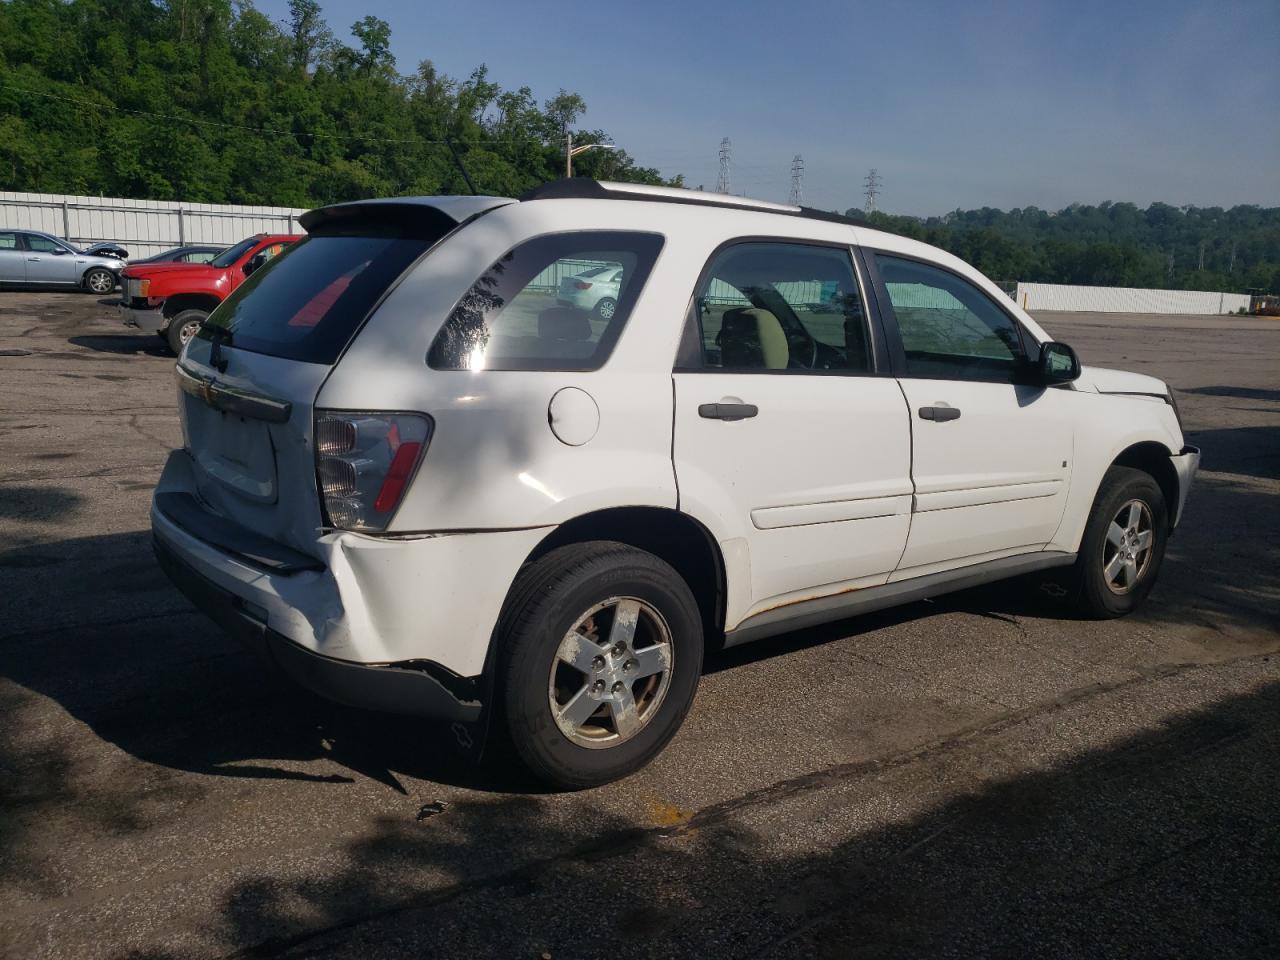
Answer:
xmin=0 ymin=0 xmax=676 ymax=205
xmin=1 ymin=1 xmax=1274 ymax=294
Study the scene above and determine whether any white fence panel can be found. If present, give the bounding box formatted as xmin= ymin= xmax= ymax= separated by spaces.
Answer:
xmin=0 ymin=191 xmax=306 ymax=258
xmin=1015 ymin=282 xmax=1249 ymax=315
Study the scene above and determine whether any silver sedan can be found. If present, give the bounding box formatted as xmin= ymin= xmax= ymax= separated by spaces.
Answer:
xmin=0 ymin=229 xmax=124 ymax=294
xmin=556 ymin=264 xmax=623 ymax=319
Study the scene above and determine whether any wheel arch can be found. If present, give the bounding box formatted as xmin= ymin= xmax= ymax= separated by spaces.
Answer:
xmin=162 ymin=293 xmax=222 ymax=318
xmin=523 ymin=506 xmax=727 ymax=649
xmin=1109 ymin=441 xmax=1180 ymax=528
xmin=80 ymin=264 xmax=118 ymax=288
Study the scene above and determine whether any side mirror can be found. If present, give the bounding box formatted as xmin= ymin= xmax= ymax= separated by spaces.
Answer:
xmin=51 ymin=247 xmax=67 ymax=255
xmin=1038 ymin=341 xmax=1081 ymax=384
xmin=243 ymin=252 xmax=267 ymax=276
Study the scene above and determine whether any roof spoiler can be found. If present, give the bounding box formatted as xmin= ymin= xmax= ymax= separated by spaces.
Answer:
xmin=299 ymin=196 xmax=515 ymax=234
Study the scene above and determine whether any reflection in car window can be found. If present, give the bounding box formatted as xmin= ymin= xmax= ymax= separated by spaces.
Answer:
xmin=686 ymin=242 xmax=871 ymax=373
xmin=876 ymin=254 xmax=1026 ymax=382
xmin=428 ymin=232 xmax=663 ymax=372
xmin=0 ymin=232 xmax=18 ymax=250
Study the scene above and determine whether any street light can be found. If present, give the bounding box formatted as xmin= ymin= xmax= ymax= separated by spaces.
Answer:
xmin=566 ymin=136 xmax=620 ymax=177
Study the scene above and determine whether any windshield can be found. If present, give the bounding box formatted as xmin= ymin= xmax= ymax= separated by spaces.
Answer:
xmin=210 ymin=237 xmax=261 ymax=268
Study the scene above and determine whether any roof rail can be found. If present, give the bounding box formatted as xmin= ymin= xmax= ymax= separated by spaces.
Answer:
xmin=519 ymin=179 xmax=879 ymax=231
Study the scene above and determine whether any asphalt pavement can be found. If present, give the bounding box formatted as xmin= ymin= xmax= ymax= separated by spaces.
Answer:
xmin=0 ymin=294 xmax=1276 ymax=959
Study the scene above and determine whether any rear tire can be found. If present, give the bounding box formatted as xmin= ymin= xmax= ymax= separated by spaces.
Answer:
xmin=166 ymin=309 xmax=207 ymax=356
xmin=1041 ymin=466 xmax=1168 ymax=619
xmin=593 ymin=297 xmax=617 ymax=321
xmin=498 ymin=541 xmax=703 ymax=789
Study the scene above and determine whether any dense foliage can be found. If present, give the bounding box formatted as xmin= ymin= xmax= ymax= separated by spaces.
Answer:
xmin=2 ymin=1 xmax=1275 ymax=294
xmin=851 ymin=203 xmax=1280 ymax=295
xmin=0 ymin=0 xmax=678 ymax=205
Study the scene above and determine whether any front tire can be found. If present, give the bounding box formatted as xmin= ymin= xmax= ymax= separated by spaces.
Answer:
xmin=166 ymin=309 xmax=208 ymax=356
xmin=1048 ymin=466 xmax=1169 ymax=619
xmin=83 ymin=268 xmax=116 ymax=295
xmin=498 ymin=541 xmax=703 ymax=789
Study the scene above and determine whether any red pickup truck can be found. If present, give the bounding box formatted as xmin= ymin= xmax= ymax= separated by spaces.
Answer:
xmin=120 ymin=233 xmax=296 ymax=353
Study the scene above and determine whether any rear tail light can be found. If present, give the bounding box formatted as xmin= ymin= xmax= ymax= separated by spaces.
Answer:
xmin=314 ymin=411 xmax=432 ymax=532
xmin=574 ymin=280 xmax=593 ymax=290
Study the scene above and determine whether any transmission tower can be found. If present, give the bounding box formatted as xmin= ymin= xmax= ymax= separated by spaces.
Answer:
xmin=716 ymin=138 xmax=732 ymax=194
xmin=789 ymin=155 xmax=805 ymax=205
xmin=863 ymin=168 xmax=881 ymax=214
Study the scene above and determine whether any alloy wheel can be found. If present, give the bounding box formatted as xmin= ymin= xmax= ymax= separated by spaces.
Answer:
xmin=1102 ymin=499 xmax=1154 ymax=595
xmin=548 ymin=596 xmax=673 ymax=749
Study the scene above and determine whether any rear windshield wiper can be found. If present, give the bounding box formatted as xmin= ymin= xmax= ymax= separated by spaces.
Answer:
xmin=200 ymin=319 xmax=233 ymax=371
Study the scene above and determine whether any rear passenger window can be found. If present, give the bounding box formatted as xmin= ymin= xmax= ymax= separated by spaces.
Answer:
xmin=428 ymin=232 xmax=663 ymax=371
xmin=875 ymin=254 xmax=1028 ymax=382
xmin=681 ymin=242 xmax=872 ymax=373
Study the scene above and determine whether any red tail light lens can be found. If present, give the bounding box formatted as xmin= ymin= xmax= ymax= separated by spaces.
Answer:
xmin=374 ymin=441 xmax=422 ymax=513
xmin=314 ymin=411 xmax=432 ymax=532
xmin=574 ymin=280 xmax=593 ymax=290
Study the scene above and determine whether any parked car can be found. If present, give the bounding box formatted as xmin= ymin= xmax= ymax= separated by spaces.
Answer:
xmin=128 ymin=245 xmax=226 ymax=267
xmin=557 ymin=263 xmax=623 ymax=318
xmin=0 ymin=229 xmax=124 ymax=293
xmin=150 ymin=181 xmax=1200 ymax=789
xmin=83 ymin=241 xmax=130 ymax=261
xmin=119 ymin=234 xmax=295 ymax=353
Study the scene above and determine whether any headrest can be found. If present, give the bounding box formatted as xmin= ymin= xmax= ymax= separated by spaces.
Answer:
xmin=538 ymin=307 xmax=592 ymax=341
xmin=719 ymin=307 xmax=789 ymax=369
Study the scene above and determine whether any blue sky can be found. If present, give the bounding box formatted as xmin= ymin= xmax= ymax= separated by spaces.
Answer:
xmin=257 ymin=0 xmax=1279 ymax=216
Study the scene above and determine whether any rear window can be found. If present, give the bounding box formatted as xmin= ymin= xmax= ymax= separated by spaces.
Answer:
xmin=200 ymin=233 xmax=434 ymax=364
xmin=428 ymin=231 xmax=664 ymax=371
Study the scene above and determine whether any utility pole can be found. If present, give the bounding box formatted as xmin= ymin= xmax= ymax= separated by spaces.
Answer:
xmin=565 ymin=135 xmax=620 ymax=178
xmin=863 ymin=168 xmax=881 ymax=214
xmin=789 ymin=155 xmax=804 ymax=206
xmin=1198 ymin=239 xmax=1206 ymax=272
xmin=716 ymin=138 xmax=732 ymax=194
xmin=1229 ymin=239 xmax=1237 ymax=274
xmin=1167 ymin=250 xmax=1175 ymax=282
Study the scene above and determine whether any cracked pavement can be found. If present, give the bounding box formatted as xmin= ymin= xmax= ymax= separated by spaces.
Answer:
xmin=0 ymin=293 xmax=1277 ymax=959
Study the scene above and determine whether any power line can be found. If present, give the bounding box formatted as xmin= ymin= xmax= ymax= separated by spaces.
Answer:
xmin=864 ymin=168 xmax=881 ymax=214
xmin=789 ymin=154 xmax=804 ymax=206
xmin=716 ymin=138 xmax=732 ymax=194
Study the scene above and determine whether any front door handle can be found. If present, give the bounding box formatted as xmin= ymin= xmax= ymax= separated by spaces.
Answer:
xmin=26 ymin=257 xmax=41 ymax=262
xmin=918 ymin=405 xmax=961 ymax=422
xmin=699 ymin=402 xmax=758 ymax=421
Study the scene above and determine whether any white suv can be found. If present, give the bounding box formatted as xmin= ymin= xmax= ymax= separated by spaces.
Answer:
xmin=152 ymin=181 xmax=1200 ymax=788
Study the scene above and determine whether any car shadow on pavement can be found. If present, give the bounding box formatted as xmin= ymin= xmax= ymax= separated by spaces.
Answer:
xmin=68 ymin=334 xmax=171 ymax=358
xmin=50 ymin=675 xmax=1279 ymax=959
xmin=1182 ymin=384 xmax=1280 ymax=403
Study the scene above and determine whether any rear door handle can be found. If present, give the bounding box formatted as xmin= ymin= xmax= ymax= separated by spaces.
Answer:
xmin=699 ymin=402 xmax=758 ymax=421
xmin=918 ymin=405 xmax=961 ymax=422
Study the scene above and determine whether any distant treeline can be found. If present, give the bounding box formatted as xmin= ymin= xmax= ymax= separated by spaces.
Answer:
xmin=851 ymin=203 xmax=1280 ymax=295
xmin=0 ymin=0 xmax=678 ymax=207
